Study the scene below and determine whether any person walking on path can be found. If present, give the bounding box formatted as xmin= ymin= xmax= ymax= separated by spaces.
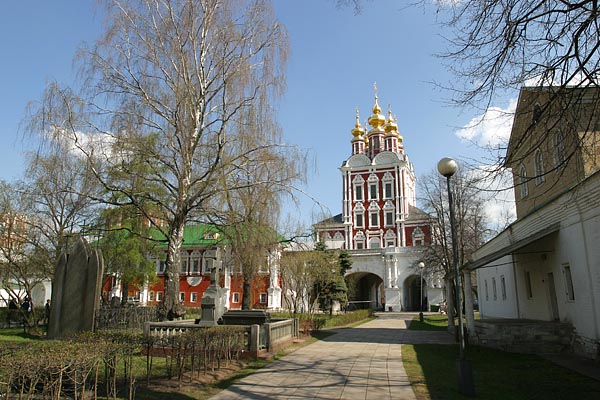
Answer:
xmin=209 ymin=312 xmax=454 ymax=400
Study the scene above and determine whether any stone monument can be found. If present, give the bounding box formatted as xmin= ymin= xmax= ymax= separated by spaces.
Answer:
xmin=198 ymin=248 xmax=225 ymax=326
xmin=48 ymin=236 xmax=104 ymax=339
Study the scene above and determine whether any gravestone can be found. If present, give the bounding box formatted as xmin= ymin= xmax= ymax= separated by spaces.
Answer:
xmin=48 ymin=236 xmax=104 ymax=339
xmin=198 ymin=248 xmax=225 ymax=326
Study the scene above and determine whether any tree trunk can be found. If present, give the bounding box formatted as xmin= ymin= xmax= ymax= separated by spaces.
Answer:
xmin=242 ymin=278 xmax=252 ymax=310
xmin=164 ymin=221 xmax=184 ymax=319
xmin=445 ymin=278 xmax=457 ymax=339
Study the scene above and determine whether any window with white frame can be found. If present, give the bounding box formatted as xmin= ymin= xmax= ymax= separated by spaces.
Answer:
xmin=385 ymin=211 xmax=394 ymax=226
xmin=157 ymin=291 xmax=163 ymax=301
xmin=370 ymin=211 xmax=379 ymax=227
xmin=492 ymin=277 xmax=497 ymax=300
xmin=563 ymin=264 xmax=575 ymax=301
xmin=354 ymin=231 xmax=366 ymax=249
xmin=157 ymin=257 xmax=166 ymax=273
xmin=191 ymin=292 xmax=198 ymax=302
xmin=202 ymin=254 xmax=211 ymax=274
xmin=534 ymin=150 xmax=545 ymax=185
xmin=412 ymin=227 xmax=425 ymax=246
xmin=519 ymin=165 xmax=528 ymax=199
xmin=190 ymin=251 xmax=201 ymax=273
xmin=179 ymin=292 xmax=185 ymax=302
xmin=232 ymin=292 xmax=240 ymax=303
xmin=501 ymin=275 xmax=507 ymax=300
xmin=354 ymin=184 xmax=363 ymax=201
xmin=354 ymin=202 xmax=365 ymax=228
xmin=382 ymin=172 xmax=394 ymax=199
xmin=369 ymin=183 xmax=378 ymax=200
xmin=384 ymin=230 xmax=396 ymax=247
xmin=353 ymin=176 xmax=364 ymax=201
xmin=554 ymin=130 xmax=566 ymax=168
xmin=259 ymin=293 xmax=267 ymax=304
xmin=180 ymin=253 xmax=189 ymax=273
xmin=368 ymin=174 xmax=379 ymax=200
xmin=368 ymin=201 xmax=380 ymax=227
xmin=355 ymin=212 xmax=364 ymax=228
xmin=149 ymin=291 xmax=155 ymax=301
xmin=369 ymin=237 xmax=381 ymax=249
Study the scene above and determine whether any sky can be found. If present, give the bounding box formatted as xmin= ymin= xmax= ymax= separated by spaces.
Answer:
xmin=0 ymin=0 xmax=517 ymax=227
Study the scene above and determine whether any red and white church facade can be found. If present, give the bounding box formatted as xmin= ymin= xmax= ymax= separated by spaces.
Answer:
xmin=314 ymin=91 xmax=443 ymax=311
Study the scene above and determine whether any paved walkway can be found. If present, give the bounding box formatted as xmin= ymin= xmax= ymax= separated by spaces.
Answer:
xmin=209 ymin=312 xmax=454 ymax=400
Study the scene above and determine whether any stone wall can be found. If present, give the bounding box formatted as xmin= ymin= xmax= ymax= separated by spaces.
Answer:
xmin=472 ymin=319 xmax=574 ymax=355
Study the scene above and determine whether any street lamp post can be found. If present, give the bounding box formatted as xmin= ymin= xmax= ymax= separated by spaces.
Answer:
xmin=437 ymin=157 xmax=476 ymax=397
xmin=418 ymin=261 xmax=425 ymax=322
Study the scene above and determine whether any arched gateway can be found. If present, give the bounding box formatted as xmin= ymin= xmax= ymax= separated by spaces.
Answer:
xmin=314 ymin=89 xmax=445 ymax=311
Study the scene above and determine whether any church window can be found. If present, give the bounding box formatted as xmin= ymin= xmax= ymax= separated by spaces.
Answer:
xmin=518 ymin=165 xmax=528 ymax=199
xmin=384 ymin=182 xmax=393 ymax=199
xmin=553 ymin=130 xmax=566 ymax=169
xmin=500 ymin=275 xmax=507 ymax=300
xmin=191 ymin=292 xmax=198 ymax=303
xmin=157 ymin=291 xmax=163 ymax=301
xmin=385 ymin=211 xmax=394 ymax=226
xmin=370 ymin=211 xmax=379 ymax=227
xmin=356 ymin=242 xmax=364 ymax=249
xmin=369 ymin=238 xmax=381 ymax=249
xmin=355 ymin=184 xmax=363 ymax=201
xmin=534 ymin=150 xmax=545 ymax=185
xmin=367 ymin=174 xmax=379 ymax=200
xmin=384 ymin=230 xmax=396 ymax=247
xmin=179 ymin=292 xmax=185 ymax=302
xmin=232 ymin=292 xmax=240 ymax=303
xmin=492 ymin=277 xmax=497 ymax=300
xmin=369 ymin=183 xmax=378 ymax=200
xmin=149 ymin=291 xmax=155 ymax=301
xmin=412 ymin=227 xmax=425 ymax=246
xmin=355 ymin=213 xmax=364 ymax=228
xmin=259 ymin=293 xmax=268 ymax=304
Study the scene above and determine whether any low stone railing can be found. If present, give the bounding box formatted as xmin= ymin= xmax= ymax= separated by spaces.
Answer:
xmin=265 ymin=318 xmax=299 ymax=352
xmin=143 ymin=318 xmax=299 ymax=357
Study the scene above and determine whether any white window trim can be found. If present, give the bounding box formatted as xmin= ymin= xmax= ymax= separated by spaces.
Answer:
xmin=519 ymin=165 xmax=528 ymax=199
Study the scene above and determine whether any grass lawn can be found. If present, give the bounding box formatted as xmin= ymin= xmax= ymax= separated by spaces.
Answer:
xmin=409 ymin=314 xmax=450 ymax=331
xmin=0 ymin=326 xmax=43 ymax=343
xmin=403 ymin=344 xmax=600 ymax=400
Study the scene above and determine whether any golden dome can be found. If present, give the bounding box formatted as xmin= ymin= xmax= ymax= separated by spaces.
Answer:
xmin=368 ymin=95 xmax=386 ymax=130
xmin=351 ymin=107 xmax=366 ymax=139
xmin=384 ymin=106 xmax=399 ymax=136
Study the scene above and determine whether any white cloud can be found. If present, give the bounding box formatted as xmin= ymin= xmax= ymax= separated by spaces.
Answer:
xmin=455 ymin=98 xmax=517 ymax=148
xmin=468 ymin=165 xmax=516 ymax=234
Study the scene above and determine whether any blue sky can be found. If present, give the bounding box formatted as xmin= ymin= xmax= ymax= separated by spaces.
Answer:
xmin=0 ymin=1 xmax=516 ymax=226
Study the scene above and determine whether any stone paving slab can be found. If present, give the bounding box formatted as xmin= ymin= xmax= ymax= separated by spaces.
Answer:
xmin=209 ymin=312 xmax=454 ymax=400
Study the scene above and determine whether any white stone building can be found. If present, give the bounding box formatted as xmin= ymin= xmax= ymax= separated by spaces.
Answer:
xmin=467 ymin=86 xmax=600 ymax=359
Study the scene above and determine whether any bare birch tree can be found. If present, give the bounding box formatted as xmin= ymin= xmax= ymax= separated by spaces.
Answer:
xmin=418 ymin=166 xmax=490 ymax=331
xmin=26 ymin=0 xmax=289 ymax=318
